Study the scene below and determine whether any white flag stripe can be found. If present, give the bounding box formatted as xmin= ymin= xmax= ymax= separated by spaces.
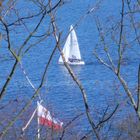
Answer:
xmin=37 ymin=102 xmax=63 ymax=129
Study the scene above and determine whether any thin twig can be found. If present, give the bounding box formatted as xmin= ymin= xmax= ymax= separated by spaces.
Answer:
xmin=126 ymin=0 xmax=140 ymax=46
xmin=93 ymin=50 xmax=113 ymax=71
xmin=94 ymin=17 xmax=116 ymax=71
xmin=95 ymin=104 xmax=119 ymax=129
xmin=117 ymin=0 xmax=125 ymax=75
xmin=60 ymin=113 xmax=84 ymax=140
xmin=137 ymin=64 xmax=140 ymax=112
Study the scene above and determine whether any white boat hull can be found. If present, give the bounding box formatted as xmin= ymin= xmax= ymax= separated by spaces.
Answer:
xmin=59 ymin=60 xmax=85 ymax=65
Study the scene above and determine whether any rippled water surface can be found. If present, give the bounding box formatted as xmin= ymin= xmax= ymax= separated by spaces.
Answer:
xmin=0 ymin=0 xmax=140 ymax=139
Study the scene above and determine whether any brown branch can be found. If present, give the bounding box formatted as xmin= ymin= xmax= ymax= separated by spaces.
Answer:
xmin=7 ymin=11 xmax=43 ymax=27
xmin=1 ymin=0 xmax=17 ymax=20
xmin=0 ymin=59 xmax=18 ymax=99
xmin=80 ymin=104 xmax=118 ymax=139
xmin=0 ymin=1 xmax=65 ymax=139
xmin=95 ymin=104 xmax=119 ymax=129
xmin=0 ymin=8 xmax=47 ymax=99
xmin=93 ymin=50 xmax=113 ymax=71
xmin=95 ymin=49 xmax=138 ymax=119
xmin=7 ymin=0 xmax=62 ymax=27
xmin=48 ymin=1 xmax=101 ymax=139
xmin=17 ymin=11 xmax=47 ymax=56
xmin=0 ymin=0 xmax=63 ymax=137
xmin=0 ymin=16 xmax=60 ymax=139
xmin=23 ymin=30 xmax=52 ymax=56
xmin=0 ymin=40 xmax=59 ymax=139
xmin=94 ymin=17 xmax=116 ymax=71
xmin=137 ymin=64 xmax=140 ymax=113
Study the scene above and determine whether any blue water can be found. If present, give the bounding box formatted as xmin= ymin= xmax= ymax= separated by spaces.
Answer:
xmin=0 ymin=0 xmax=140 ymax=139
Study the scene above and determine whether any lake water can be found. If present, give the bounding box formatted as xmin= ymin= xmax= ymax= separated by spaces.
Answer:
xmin=0 ymin=0 xmax=140 ymax=139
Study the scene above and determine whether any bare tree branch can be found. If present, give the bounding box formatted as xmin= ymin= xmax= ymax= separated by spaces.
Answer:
xmin=95 ymin=104 xmax=119 ymax=129
xmin=60 ymin=113 xmax=84 ymax=140
xmin=93 ymin=50 xmax=113 ymax=71
xmin=48 ymin=1 xmax=101 ymax=139
xmin=94 ymin=17 xmax=116 ymax=71
xmin=0 ymin=9 xmax=46 ymax=98
xmin=0 ymin=1 xmax=63 ymax=137
xmin=137 ymin=64 xmax=140 ymax=113
xmin=0 ymin=0 xmax=63 ymax=99
xmin=126 ymin=0 xmax=140 ymax=46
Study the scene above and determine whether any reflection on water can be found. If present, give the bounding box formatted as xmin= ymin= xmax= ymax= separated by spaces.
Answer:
xmin=60 ymin=64 xmax=82 ymax=76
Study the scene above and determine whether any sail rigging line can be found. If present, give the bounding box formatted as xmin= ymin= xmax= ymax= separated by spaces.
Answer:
xmin=19 ymin=61 xmax=42 ymax=101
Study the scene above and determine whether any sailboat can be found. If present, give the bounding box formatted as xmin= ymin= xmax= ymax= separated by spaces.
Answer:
xmin=58 ymin=25 xmax=85 ymax=65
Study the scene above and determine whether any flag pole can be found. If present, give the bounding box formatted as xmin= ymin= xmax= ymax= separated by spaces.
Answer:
xmin=22 ymin=108 xmax=37 ymax=132
xmin=37 ymin=108 xmax=40 ymax=140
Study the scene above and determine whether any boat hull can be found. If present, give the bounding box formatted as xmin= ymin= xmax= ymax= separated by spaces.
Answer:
xmin=58 ymin=61 xmax=85 ymax=65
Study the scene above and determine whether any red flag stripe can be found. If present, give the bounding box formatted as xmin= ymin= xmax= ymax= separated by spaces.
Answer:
xmin=39 ymin=117 xmax=63 ymax=130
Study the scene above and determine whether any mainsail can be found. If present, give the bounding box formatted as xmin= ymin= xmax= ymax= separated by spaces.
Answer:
xmin=69 ymin=25 xmax=81 ymax=60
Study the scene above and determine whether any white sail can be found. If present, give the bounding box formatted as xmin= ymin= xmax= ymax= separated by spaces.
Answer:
xmin=58 ymin=33 xmax=70 ymax=63
xmin=69 ymin=25 xmax=81 ymax=60
xmin=58 ymin=25 xmax=85 ymax=65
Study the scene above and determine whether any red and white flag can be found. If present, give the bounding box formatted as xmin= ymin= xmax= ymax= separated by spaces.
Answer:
xmin=37 ymin=102 xmax=63 ymax=130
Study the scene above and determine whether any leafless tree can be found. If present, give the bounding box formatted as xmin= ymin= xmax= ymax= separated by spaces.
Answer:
xmin=0 ymin=0 xmax=139 ymax=139
xmin=93 ymin=0 xmax=140 ymax=122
